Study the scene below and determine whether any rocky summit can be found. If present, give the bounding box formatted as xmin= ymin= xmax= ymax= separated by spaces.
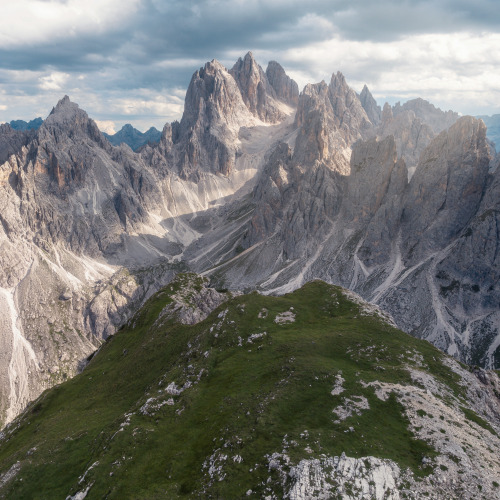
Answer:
xmin=0 ymin=51 xmax=498 ymax=488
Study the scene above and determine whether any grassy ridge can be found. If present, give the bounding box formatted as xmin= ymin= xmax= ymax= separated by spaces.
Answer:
xmin=0 ymin=277 xmax=466 ymax=499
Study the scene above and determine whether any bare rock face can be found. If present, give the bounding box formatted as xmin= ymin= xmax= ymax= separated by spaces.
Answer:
xmin=393 ymin=98 xmax=459 ymax=134
xmin=0 ymin=125 xmax=34 ymax=164
xmin=230 ymin=52 xmax=288 ymax=123
xmin=206 ymin=109 xmax=498 ymax=368
xmin=343 ymin=135 xmax=400 ymax=223
xmin=344 ymin=136 xmax=407 ymax=267
xmin=431 ymin=159 xmax=500 ymax=366
xmin=359 ymin=84 xmax=381 ymax=125
xmin=0 ymin=97 xmax=174 ymax=426
xmin=377 ymin=98 xmax=459 ymax=176
xmin=377 ymin=102 xmax=435 ymax=174
xmin=401 ymin=116 xmax=491 ymax=263
xmin=243 ymin=71 xmax=375 ymax=261
xmin=294 ymin=73 xmax=372 ymax=174
xmin=155 ymin=273 xmax=231 ymax=326
xmin=176 ymin=59 xmax=256 ymax=178
xmin=328 ymin=72 xmax=373 ymax=141
xmin=143 ymin=53 xmax=298 ymax=182
xmin=266 ymin=60 xmax=299 ymax=107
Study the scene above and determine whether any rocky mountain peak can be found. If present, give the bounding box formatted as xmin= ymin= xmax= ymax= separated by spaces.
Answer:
xmin=377 ymin=101 xmax=434 ymax=174
xmin=175 ymin=58 xmax=255 ymax=178
xmin=327 ymin=72 xmax=372 ymax=139
xmin=181 ymin=58 xmax=252 ymax=133
xmin=359 ymin=85 xmax=381 ymax=125
xmin=393 ymin=98 xmax=459 ymax=134
xmin=46 ymin=95 xmax=85 ymax=124
xmin=381 ymin=102 xmax=393 ymax=125
xmin=40 ymin=95 xmax=107 ymax=148
xmin=265 ymin=60 xmax=299 ymax=107
xmin=230 ymin=52 xmax=288 ymax=123
xmin=0 ymin=123 xmax=13 ymax=134
xmin=230 ymin=52 xmax=267 ymax=104
xmin=292 ymin=74 xmax=373 ymax=173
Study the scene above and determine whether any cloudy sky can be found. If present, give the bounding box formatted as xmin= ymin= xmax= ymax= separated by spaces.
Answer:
xmin=1 ymin=0 xmax=499 ymax=133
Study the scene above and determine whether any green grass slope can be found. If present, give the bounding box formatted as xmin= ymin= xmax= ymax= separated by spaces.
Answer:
xmin=0 ymin=275 xmax=498 ymax=499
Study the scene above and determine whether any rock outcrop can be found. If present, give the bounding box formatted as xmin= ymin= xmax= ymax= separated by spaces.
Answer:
xmin=266 ymin=60 xmax=299 ymax=107
xmin=401 ymin=116 xmax=491 ymax=263
xmin=377 ymin=102 xmax=435 ymax=175
xmin=393 ymin=98 xmax=459 ymax=134
xmin=359 ymin=84 xmax=381 ymax=125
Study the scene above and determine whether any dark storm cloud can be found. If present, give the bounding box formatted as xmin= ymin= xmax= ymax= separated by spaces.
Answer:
xmin=5 ymin=0 xmax=499 ymax=75
xmin=327 ymin=0 xmax=500 ymax=41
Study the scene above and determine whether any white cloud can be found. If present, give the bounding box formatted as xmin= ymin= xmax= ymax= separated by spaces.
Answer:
xmin=0 ymin=105 xmax=7 ymax=111
xmin=0 ymin=0 xmax=140 ymax=47
xmin=111 ymin=89 xmax=185 ymax=119
xmin=94 ymin=120 xmax=116 ymax=134
xmin=280 ymin=31 xmax=500 ymax=115
xmin=38 ymin=72 xmax=70 ymax=91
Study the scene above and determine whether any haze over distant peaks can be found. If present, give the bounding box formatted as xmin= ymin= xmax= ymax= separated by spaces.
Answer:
xmin=8 ymin=117 xmax=43 ymax=131
xmin=104 ymin=124 xmax=162 ymax=151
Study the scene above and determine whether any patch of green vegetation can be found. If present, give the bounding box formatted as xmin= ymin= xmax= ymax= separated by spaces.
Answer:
xmin=0 ymin=278 xmax=470 ymax=498
xmin=460 ymin=406 xmax=497 ymax=436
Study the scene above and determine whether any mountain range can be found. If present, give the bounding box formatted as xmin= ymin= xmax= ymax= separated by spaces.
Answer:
xmin=103 ymin=124 xmax=162 ymax=151
xmin=0 ymin=51 xmax=499 ymax=434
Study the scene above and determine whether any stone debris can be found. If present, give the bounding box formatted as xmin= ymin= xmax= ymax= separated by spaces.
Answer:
xmin=274 ymin=310 xmax=296 ymax=324
xmin=331 ymin=372 xmax=345 ymax=396
xmin=247 ymin=332 xmax=267 ymax=343
xmin=341 ymin=289 xmax=397 ymax=328
xmin=157 ymin=276 xmax=230 ymax=327
xmin=203 ymin=450 xmax=229 ymax=483
xmin=165 ymin=382 xmax=183 ymax=395
xmin=78 ymin=461 xmax=99 ymax=485
xmin=66 ymin=483 xmax=93 ymax=500
xmin=0 ymin=462 xmax=20 ymax=489
xmin=139 ymin=398 xmax=169 ymax=416
xmin=287 ymin=454 xmax=401 ymax=500
xmin=333 ymin=395 xmax=370 ymax=421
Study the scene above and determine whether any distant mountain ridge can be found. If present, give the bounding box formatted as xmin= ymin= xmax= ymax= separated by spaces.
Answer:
xmin=8 ymin=117 xmax=43 ymax=131
xmin=477 ymin=113 xmax=500 ymax=148
xmin=103 ymin=123 xmax=162 ymax=151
